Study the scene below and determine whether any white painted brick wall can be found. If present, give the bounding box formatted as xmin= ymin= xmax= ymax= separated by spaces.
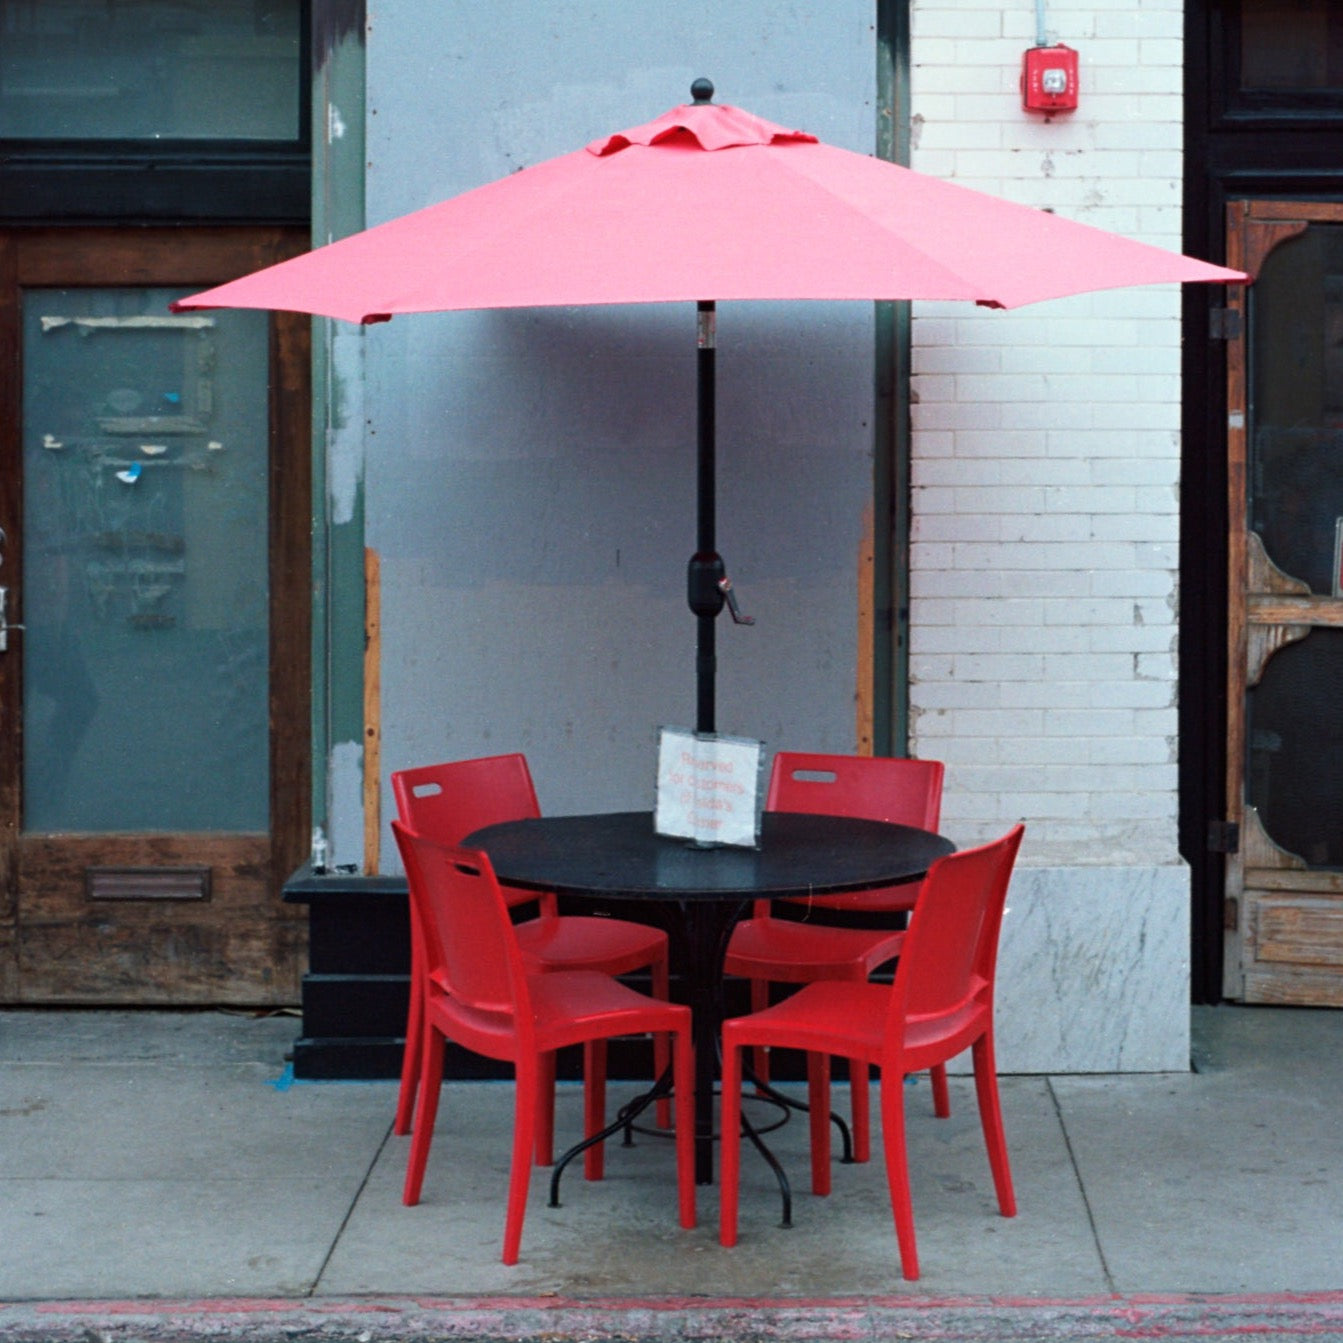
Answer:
xmin=908 ymin=0 xmax=1185 ymax=867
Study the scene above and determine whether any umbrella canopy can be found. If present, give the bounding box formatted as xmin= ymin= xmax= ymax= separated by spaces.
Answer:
xmin=175 ymin=82 xmax=1246 ymax=735
xmin=176 ymin=90 xmax=1242 ymax=321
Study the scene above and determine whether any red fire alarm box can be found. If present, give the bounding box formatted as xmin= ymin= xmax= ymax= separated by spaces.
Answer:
xmin=1022 ymin=44 xmax=1078 ymax=113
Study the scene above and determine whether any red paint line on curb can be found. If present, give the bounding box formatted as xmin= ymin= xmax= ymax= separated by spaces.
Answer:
xmin=7 ymin=1293 xmax=1343 ymax=1343
xmin=19 ymin=1290 xmax=1343 ymax=1315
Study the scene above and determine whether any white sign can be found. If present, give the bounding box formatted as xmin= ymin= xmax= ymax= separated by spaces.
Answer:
xmin=654 ymin=727 xmax=763 ymax=848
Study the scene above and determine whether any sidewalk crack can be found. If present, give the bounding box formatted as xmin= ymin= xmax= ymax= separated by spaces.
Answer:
xmin=1047 ymin=1076 xmax=1115 ymax=1294
xmin=309 ymin=1118 xmax=395 ymax=1296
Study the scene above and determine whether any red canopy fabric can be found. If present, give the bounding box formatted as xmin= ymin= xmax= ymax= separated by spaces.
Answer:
xmin=174 ymin=99 xmax=1244 ymax=322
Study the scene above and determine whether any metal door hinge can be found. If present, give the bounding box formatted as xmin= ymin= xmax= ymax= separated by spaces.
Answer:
xmin=1208 ymin=820 xmax=1241 ymax=853
xmin=1224 ymin=896 xmax=1240 ymax=932
xmin=1210 ymin=307 xmax=1243 ymax=341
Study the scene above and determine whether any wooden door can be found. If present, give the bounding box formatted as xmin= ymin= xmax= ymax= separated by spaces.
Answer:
xmin=1224 ymin=200 xmax=1343 ymax=1004
xmin=0 ymin=228 xmax=311 ymax=1004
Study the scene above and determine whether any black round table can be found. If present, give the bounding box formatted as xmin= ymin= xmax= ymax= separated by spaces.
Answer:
xmin=465 ymin=809 xmax=955 ymax=1187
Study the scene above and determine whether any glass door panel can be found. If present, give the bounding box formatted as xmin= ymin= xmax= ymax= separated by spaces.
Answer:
xmin=1225 ymin=201 xmax=1343 ymax=1006
xmin=1245 ymin=226 xmax=1343 ymax=865
xmin=1249 ymin=226 xmax=1343 ymax=596
xmin=1246 ymin=627 xmax=1343 ymax=867
xmin=21 ymin=287 xmax=270 ymax=832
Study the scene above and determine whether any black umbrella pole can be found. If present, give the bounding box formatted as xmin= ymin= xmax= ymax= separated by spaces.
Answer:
xmin=689 ymin=300 xmax=722 ymax=735
xmin=697 ymin=614 xmax=716 ymax=735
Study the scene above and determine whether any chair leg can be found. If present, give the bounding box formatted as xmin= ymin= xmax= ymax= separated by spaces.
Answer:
xmin=402 ymin=1023 xmax=444 ymax=1206
xmin=931 ymin=1062 xmax=951 ymax=1119
xmin=807 ymin=1052 xmax=832 ymax=1196
xmin=393 ymin=957 xmax=424 ymax=1137
xmin=971 ymin=1034 xmax=1016 ymax=1217
xmin=652 ymin=955 xmax=673 ymax=1130
xmin=535 ymin=1050 xmax=557 ymax=1166
xmin=880 ymin=1070 xmax=919 ymax=1281
xmin=718 ymin=1031 xmax=744 ymax=1246
xmin=502 ymin=1058 xmax=538 ymax=1266
xmin=749 ymin=978 xmax=771 ymax=1084
xmin=849 ymin=1059 xmax=870 ymax=1162
xmin=583 ymin=1039 xmax=607 ymax=1182
xmin=672 ymin=1023 xmax=696 ymax=1230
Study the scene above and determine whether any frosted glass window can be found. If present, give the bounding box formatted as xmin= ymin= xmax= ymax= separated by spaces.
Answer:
xmin=22 ymin=288 xmax=270 ymax=833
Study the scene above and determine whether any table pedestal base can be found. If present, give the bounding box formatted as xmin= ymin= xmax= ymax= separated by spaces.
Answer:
xmin=547 ymin=887 xmax=856 ymax=1224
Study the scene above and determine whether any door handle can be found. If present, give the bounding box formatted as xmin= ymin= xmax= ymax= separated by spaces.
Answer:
xmin=0 ymin=585 xmax=23 ymax=652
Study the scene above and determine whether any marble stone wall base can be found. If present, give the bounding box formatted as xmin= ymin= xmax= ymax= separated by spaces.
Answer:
xmin=948 ymin=863 xmax=1191 ymax=1075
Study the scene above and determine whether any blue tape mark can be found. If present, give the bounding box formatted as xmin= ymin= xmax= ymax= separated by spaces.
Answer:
xmin=267 ymin=1063 xmax=295 ymax=1091
xmin=266 ymin=1066 xmax=400 ymax=1089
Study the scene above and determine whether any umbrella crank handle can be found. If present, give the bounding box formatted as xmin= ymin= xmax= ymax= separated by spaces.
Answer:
xmin=687 ymin=553 xmax=753 ymax=624
xmin=718 ymin=576 xmax=755 ymax=626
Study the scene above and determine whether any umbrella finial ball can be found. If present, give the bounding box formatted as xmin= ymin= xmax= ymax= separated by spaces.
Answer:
xmin=691 ymin=78 xmax=714 ymax=104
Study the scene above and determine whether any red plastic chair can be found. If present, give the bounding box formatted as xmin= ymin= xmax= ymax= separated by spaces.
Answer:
xmin=722 ymin=752 xmax=946 ymax=1157
xmin=719 ymin=824 xmax=1023 ymax=1280
xmin=393 ymin=821 xmax=695 ymax=1265
xmin=391 ymin=755 xmax=672 ymax=1151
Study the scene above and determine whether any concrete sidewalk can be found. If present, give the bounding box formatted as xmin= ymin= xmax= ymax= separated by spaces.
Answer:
xmin=1 ymin=1005 xmax=1341 ymax=1340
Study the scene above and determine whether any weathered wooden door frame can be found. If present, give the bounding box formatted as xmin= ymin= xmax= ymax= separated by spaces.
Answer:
xmin=1223 ymin=199 xmax=1343 ymax=1004
xmin=0 ymin=226 xmax=311 ymax=1003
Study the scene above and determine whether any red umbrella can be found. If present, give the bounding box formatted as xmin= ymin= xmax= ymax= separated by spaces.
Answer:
xmin=175 ymin=81 xmax=1246 ymax=731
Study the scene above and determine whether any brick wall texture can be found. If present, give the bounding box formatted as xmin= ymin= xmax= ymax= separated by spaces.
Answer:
xmin=907 ymin=0 xmax=1186 ymax=867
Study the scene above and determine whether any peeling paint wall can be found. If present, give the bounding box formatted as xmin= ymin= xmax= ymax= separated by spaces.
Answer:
xmin=328 ymin=737 xmax=365 ymax=869
xmin=327 ymin=322 xmax=364 ymax=529
xmin=363 ymin=2 xmax=878 ymax=845
xmin=312 ymin=1 xmax=369 ymax=868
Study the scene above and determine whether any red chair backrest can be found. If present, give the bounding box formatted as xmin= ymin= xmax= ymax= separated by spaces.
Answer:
xmin=766 ymin=752 xmax=944 ymax=832
xmin=391 ymin=819 xmax=527 ymax=1020
xmin=888 ymin=824 xmax=1024 ymax=1037
xmin=392 ymin=754 xmax=541 ymax=841
xmin=391 ymin=755 xmax=552 ymax=914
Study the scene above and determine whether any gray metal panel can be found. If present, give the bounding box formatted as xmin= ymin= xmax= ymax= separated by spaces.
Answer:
xmin=365 ymin=1 xmax=876 ymax=826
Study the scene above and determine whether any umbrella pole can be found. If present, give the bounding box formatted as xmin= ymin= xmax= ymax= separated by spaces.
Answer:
xmin=689 ymin=300 xmax=721 ymax=734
